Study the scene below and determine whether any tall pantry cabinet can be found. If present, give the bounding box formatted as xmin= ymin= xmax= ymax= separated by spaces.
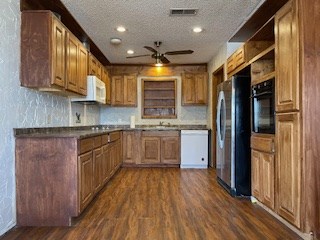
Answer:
xmin=275 ymin=0 xmax=320 ymax=237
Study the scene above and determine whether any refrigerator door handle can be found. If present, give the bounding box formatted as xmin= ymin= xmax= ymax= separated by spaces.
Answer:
xmin=216 ymin=91 xmax=226 ymax=149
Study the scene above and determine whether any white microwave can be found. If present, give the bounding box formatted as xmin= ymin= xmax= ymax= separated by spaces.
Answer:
xmin=71 ymin=76 xmax=106 ymax=104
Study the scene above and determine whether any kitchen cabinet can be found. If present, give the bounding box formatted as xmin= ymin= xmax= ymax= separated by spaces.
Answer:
xmin=15 ymin=131 xmax=122 ymax=226
xmin=141 ymin=131 xmax=180 ymax=165
xmin=251 ymin=135 xmax=275 ymax=210
xmin=276 ymin=112 xmax=301 ymax=227
xmin=275 ymin=0 xmax=299 ymax=112
xmin=161 ymin=136 xmax=180 ymax=164
xmin=78 ymin=151 xmax=94 ymax=212
xmin=227 ymin=46 xmax=246 ymax=74
xmin=122 ymin=131 xmax=141 ymax=164
xmin=181 ymin=73 xmax=208 ymax=105
xmin=21 ymin=11 xmax=87 ymax=96
xmin=89 ymin=54 xmax=102 ymax=79
xmin=101 ymin=68 xmax=111 ymax=105
xmin=66 ymin=31 xmax=88 ymax=95
xmin=111 ymin=75 xmax=137 ymax=106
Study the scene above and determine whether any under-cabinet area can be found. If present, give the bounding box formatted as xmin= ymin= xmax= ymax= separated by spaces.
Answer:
xmin=15 ymin=130 xmax=122 ymax=226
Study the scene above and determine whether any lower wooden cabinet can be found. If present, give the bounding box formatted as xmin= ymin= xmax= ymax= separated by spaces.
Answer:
xmin=251 ymin=149 xmax=275 ymax=209
xmin=251 ymin=135 xmax=275 ymax=210
xmin=140 ymin=131 xmax=180 ymax=165
xmin=122 ymin=131 xmax=141 ymax=164
xmin=79 ymin=151 xmax=94 ymax=212
xmin=141 ymin=137 xmax=161 ymax=164
xmin=15 ymin=131 xmax=122 ymax=226
xmin=276 ymin=112 xmax=301 ymax=228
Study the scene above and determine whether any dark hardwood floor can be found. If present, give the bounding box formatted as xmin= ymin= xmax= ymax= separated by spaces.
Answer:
xmin=1 ymin=168 xmax=301 ymax=240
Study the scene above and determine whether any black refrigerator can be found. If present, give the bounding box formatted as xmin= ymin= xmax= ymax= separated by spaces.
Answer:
xmin=216 ymin=75 xmax=251 ymax=196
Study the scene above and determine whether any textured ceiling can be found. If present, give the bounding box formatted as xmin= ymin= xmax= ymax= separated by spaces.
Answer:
xmin=60 ymin=0 xmax=265 ymax=65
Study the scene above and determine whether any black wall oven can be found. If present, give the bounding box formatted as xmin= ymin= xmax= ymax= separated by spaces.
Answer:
xmin=251 ymin=79 xmax=275 ymax=134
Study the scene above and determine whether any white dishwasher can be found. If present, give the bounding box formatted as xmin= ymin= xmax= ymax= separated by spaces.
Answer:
xmin=180 ymin=130 xmax=209 ymax=168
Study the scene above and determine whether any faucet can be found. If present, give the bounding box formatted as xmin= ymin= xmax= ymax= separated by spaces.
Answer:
xmin=159 ymin=121 xmax=164 ymax=126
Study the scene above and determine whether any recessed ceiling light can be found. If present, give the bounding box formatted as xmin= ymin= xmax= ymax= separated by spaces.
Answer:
xmin=193 ymin=27 xmax=203 ymax=33
xmin=127 ymin=50 xmax=134 ymax=55
xmin=116 ymin=26 xmax=126 ymax=32
xmin=110 ymin=38 xmax=122 ymax=45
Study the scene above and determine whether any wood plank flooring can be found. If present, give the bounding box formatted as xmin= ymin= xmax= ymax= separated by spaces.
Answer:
xmin=1 ymin=168 xmax=301 ymax=240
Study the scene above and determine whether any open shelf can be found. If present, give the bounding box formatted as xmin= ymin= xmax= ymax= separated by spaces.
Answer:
xmin=249 ymin=44 xmax=275 ymax=64
xmin=142 ymin=79 xmax=177 ymax=119
xmin=252 ymin=71 xmax=275 ymax=85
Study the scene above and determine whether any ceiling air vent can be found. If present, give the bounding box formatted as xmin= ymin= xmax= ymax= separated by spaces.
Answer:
xmin=170 ymin=8 xmax=198 ymax=16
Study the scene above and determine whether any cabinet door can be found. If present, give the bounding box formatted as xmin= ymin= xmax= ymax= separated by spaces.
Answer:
xmin=251 ymin=150 xmax=262 ymax=201
xmin=66 ymin=32 xmax=79 ymax=93
xmin=161 ymin=136 xmax=180 ymax=164
xmin=275 ymin=0 xmax=299 ymax=112
xmin=78 ymin=151 xmax=93 ymax=212
xmin=96 ymin=62 xmax=102 ymax=79
xmin=141 ymin=137 xmax=161 ymax=164
xmin=89 ymin=54 xmax=98 ymax=76
xmin=261 ymin=152 xmax=275 ymax=210
xmin=195 ymin=73 xmax=208 ymax=105
xmin=122 ymin=131 xmax=140 ymax=164
xmin=111 ymin=76 xmax=124 ymax=105
xmin=181 ymin=73 xmax=195 ymax=105
xmin=93 ymin=148 xmax=103 ymax=193
xmin=52 ymin=17 xmax=66 ymax=87
xmin=78 ymin=44 xmax=88 ymax=95
xmin=276 ymin=112 xmax=301 ymax=227
xmin=124 ymin=75 xmax=137 ymax=106
xmin=102 ymin=144 xmax=111 ymax=183
xmin=102 ymin=68 xmax=111 ymax=104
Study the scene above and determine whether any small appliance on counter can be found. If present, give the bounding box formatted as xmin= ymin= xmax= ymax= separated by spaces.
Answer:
xmin=216 ymin=74 xmax=251 ymax=196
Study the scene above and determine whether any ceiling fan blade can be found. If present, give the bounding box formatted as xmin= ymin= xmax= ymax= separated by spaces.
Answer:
xmin=160 ymin=55 xmax=170 ymax=64
xmin=164 ymin=50 xmax=194 ymax=55
xmin=144 ymin=46 xmax=158 ymax=53
xmin=126 ymin=54 xmax=150 ymax=59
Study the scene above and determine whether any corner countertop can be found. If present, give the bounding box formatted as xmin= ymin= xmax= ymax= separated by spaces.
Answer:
xmin=14 ymin=125 xmax=208 ymax=139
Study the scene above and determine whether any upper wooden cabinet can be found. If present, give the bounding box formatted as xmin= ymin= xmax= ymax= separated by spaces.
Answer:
xmin=101 ymin=68 xmax=111 ymax=105
xmin=21 ymin=11 xmax=87 ymax=96
xmin=181 ymin=73 xmax=208 ymax=106
xmin=88 ymin=54 xmax=102 ymax=78
xmin=66 ymin=32 xmax=88 ymax=95
xmin=111 ymin=75 xmax=137 ymax=107
xmin=275 ymin=0 xmax=299 ymax=112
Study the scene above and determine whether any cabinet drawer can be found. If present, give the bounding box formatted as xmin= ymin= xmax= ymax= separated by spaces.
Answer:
xmin=109 ymin=131 xmax=121 ymax=142
xmin=93 ymin=136 xmax=102 ymax=148
xmin=227 ymin=57 xmax=235 ymax=73
xmin=251 ymin=135 xmax=274 ymax=153
xmin=142 ymin=130 xmax=179 ymax=137
xmin=79 ymin=138 xmax=94 ymax=154
xmin=234 ymin=47 xmax=245 ymax=67
xmin=101 ymin=134 xmax=108 ymax=145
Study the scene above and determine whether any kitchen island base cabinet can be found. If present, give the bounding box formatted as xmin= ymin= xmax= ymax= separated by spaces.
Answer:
xmin=15 ymin=131 xmax=122 ymax=226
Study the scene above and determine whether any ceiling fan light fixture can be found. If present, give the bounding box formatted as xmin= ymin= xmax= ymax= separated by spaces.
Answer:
xmin=193 ymin=27 xmax=203 ymax=33
xmin=155 ymin=58 xmax=163 ymax=67
xmin=116 ymin=26 xmax=126 ymax=32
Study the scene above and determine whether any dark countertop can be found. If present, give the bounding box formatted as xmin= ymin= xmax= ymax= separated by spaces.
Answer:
xmin=14 ymin=125 xmax=208 ymax=139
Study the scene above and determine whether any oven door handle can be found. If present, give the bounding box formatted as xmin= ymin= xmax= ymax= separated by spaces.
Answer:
xmin=251 ymin=91 xmax=273 ymax=98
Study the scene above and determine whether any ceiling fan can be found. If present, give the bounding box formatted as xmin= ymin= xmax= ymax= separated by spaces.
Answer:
xmin=126 ymin=41 xmax=194 ymax=65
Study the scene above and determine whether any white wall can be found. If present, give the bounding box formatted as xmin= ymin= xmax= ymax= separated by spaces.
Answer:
xmin=0 ymin=0 xmax=100 ymax=235
xmin=100 ymin=75 xmax=207 ymax=126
